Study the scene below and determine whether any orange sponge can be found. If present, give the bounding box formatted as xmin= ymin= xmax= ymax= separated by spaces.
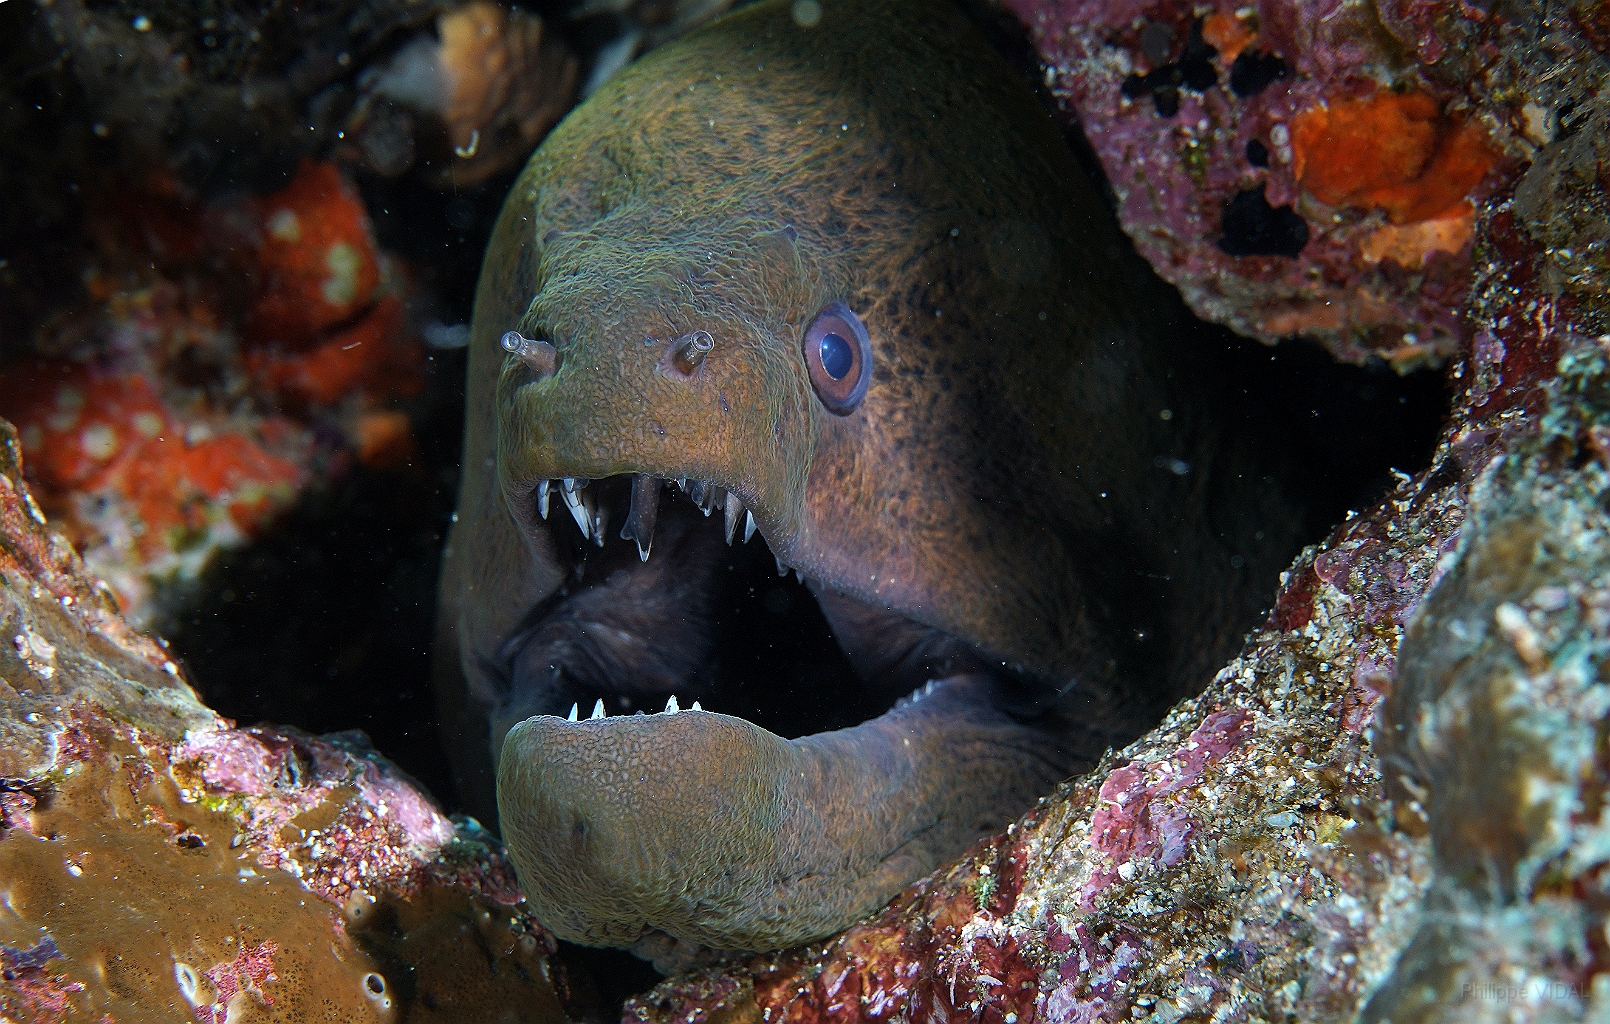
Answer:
xmin=1291 ymin=89 xmax=1498 ymax=224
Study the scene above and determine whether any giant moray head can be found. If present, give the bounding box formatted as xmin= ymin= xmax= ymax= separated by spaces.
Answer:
xmin=485 ymin=0 xmax=1180 ymax=689
xmin=466 ymin=0 xmax=1284 ymax=957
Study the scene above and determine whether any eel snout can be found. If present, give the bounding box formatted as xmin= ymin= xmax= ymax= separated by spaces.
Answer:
xmin=496 ymin=675 xmax=1076 ymax=953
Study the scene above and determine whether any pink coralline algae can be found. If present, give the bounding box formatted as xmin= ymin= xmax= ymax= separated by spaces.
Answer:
xmin=1001 ymin=0 xmax=1515 ymax=365
xmin=0 ymin=429 xmax=575 ymax=1021
xmin=0 ymin=936 xmax=84 ymax=1024
xmin=1083 ymin=709 xmax=1248 ymax=894
xmin=175 ymin=726 xmax=463 ymax=905
xmin=193 ymin=942 xmax=280 ymax=1024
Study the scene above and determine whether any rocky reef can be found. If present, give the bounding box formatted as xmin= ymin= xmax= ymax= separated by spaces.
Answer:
xmin=620 ymin=0 xmax=1610 ymax=1020
xmin=0 ymin=421 xmax=586 ymax=1022
xmin=2 ymin=0 xmax=1608 ymax=1019
xmin=1003 ymin=0 xmax=1529 ymax=367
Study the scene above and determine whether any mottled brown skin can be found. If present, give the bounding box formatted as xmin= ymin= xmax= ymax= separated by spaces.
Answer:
xmin=436 ymin=0 xmax=1298 ymax=956
xmin=498 ymin=676 xmax=1069 ymax=952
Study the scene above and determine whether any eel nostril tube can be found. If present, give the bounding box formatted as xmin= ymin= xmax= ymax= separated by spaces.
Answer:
xmin=502 ymin=331 xmax=559 ymax=379
xmin=671 ymin=330 xmax=714 ymax=375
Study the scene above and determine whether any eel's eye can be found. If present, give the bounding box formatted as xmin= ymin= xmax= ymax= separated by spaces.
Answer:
xmin=803 ymin=301 xmax=871 ymax=415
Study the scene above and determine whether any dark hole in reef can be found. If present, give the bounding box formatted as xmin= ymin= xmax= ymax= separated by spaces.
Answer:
xmin=1218 ymin=184 xmax=1311 ymax=258
xmin=1229 ymin=50 xmax=1289 ymax=97
xmin=1246 ymin=138 xmax=1270 ymax=168
xmin=160 ymin=348 xmax=468 ymax=806
xmin=1178 ymin=19 xmax=1219 ymax=91
xmin=363 ymin=170 xmax=519 ymax=325
xmin=1120 ymin=18 xmax=1218 ymax=117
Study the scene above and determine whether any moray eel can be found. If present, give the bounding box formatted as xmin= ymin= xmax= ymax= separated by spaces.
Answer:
xmin=436 ymin=0 xmax=1300 ymax=961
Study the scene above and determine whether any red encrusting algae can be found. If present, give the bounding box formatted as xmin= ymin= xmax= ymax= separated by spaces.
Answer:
xmin=0 ymin=159 xmax=427 ymax=621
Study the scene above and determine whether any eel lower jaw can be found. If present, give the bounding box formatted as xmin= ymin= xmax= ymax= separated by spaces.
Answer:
xmin=496 ymin=674 xmax=1077 ymax=955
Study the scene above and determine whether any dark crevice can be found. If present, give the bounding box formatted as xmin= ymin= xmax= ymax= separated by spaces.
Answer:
xmin=1218 ymin=184 xmax=1310 ymax=258
xmin=1229 ymin=50 xmax=1289 ymax=97
xmin=1121 ymin=18 xmax=1219 ymax=118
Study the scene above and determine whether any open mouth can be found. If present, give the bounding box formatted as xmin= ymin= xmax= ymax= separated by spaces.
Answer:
xmin=488 ymin=471 xmax=904 ymax=743
xmin=487 ymin=469 xmax=1083 ymax=960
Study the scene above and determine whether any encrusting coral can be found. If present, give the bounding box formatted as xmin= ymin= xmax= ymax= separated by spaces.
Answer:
xmin=0 ymin=422 xmax=583 ymax=1023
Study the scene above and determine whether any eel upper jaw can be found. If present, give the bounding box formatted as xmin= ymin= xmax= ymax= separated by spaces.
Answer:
xmin=525 ymin=473 xmax=764 ymax=564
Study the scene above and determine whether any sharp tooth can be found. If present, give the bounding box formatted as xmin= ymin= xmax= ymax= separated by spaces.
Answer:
xmin=567 ymin=703 xmax=579 ymax=721
xmin=724 ymin=492 xmax=743 ymax=544
xmin=703 ymin=485 xmax=722 ymax=517
xmin=590 ymin=699 xmax=605 ymax=720
xmin=688 ymin=479 xmax=707 ymax=506
xmin=589 ymin=494 xmax=607 ymax=548
xmin=538 ymin=480 xmax=551 ymax=520
xmin=776 ymin=555 xmax=788 ymax=576
xmin=691 ymin=700 xmax=702 ymax=711
xmin=563 ymin=477 xmax=585 ymax=493
xmin=665 ymin=695 xmax=680 ymax=713
xmin=744 ymin=510 xmax=757 ymax=543
xmin=563 ymin=484 xmax=591 ymax=539
xmin=621 ymin=476 xmax=661 ymax=561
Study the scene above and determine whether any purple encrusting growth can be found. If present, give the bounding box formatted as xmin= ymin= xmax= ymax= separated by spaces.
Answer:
xmin=193 ymin=941 xmax=281 ymax=1024
xmin=0 ymin=934 xmax=83 ymax=1024
xmin=1080 ymin=708 xmax=1249 ymax=900
xmin=1 ymin=935 xmax=62 ymax=977
xmin=176 ymin=726 xmax=469 ymax=903
xmin=1000 ymin=0 xmax=1506 ymax=366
